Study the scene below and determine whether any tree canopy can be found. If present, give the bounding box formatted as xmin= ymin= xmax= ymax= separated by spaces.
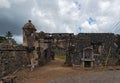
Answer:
xmin=0 ymin=31 xmax=17 ymax=44
xmin=0 ymin=36 xmax=6 ymax=43
xmin=5 ymin=31 xmax=13 ymax=39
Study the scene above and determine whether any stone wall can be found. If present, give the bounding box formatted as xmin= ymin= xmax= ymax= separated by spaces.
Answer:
xmin=72 ymin=33 xmax=119 ymax=67
xmin=0 ymin=40 xmax=28 ymax=78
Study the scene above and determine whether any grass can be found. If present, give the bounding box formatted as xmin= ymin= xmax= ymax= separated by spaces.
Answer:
xmin=55 ymin=55 xmax=66 ymax=60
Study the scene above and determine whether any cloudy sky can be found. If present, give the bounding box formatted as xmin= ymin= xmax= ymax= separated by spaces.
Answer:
xmin=0 ymin=0 xmax=120 ymax=44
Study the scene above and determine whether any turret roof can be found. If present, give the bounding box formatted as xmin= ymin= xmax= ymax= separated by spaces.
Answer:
xmin=23 ymin=20 xmax=36 ymax=30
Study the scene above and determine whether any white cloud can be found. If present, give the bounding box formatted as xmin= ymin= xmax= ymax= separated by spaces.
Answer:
xmin=13 ymin=35 xmax=23 ymax=44
xmin=81 ymin=21 xmax=98 ymax=33
xmin=1 ymin=0 xmax=120 ymax=44
xmin=58 ymin=0 xmax=80 ymax=21
xmin=58 ymin=0 xmax=76 ymax=15
xmin=38 ymin=19 xmax=56 ymax=30
xmin=65 ymin=25 xmax=73 ymax=33
xmin=99 ymin=1 xmax=110 ymax=12
xmin=97 ymin=16 xmax=109 ymax=27
xmin=12 ymin=0 xmax=26 ymax=3
xmin=0 ymin=0 xmax=11 ymax=8
xmin=31 ymin=8 xmax=46 ymax=17
xmin=29 ymin=0 xmax=120 ymax=34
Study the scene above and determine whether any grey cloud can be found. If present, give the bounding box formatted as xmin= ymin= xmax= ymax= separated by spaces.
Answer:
xmin=0 ymin=0 xmax=120 ymax=44
xmin=0 ymin=0 xmax=35 ymax=35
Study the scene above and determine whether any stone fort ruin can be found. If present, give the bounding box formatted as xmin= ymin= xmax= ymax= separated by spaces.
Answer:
xmin=0 ymin=20 xmax=120 ymax=82
xmin=22 ymin=20 xmax=120 ymax=67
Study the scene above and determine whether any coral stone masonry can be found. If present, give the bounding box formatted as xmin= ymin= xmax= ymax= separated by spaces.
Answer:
xmin=0 ymin=20 xmax=120 ymax=80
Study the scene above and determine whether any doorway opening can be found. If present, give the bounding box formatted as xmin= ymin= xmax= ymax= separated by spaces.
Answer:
xmin=84 ymin=61 xmax=91 ymax=67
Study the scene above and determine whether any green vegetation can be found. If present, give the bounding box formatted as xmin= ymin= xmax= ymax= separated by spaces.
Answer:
xmin=0 ymin=36 xmax=6 ymax=43
xmin=5 ymin=31 xmax=13 ymax=39
xmin=0 ymin=31 xmax=17 ymax=44
xmin=55 ymin=55 xmax=66 ymax=60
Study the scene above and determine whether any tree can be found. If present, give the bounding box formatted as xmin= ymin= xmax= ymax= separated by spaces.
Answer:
xmin=5 ymin=31 xmax=13 ymax=39
xmin=0 ymin=36 xmax=6 ymax=43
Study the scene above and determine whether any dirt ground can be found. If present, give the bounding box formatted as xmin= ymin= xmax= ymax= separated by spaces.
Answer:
xmin=15 ymin=58 xmax=79 ymax=83
xmin=15 ymin=58 xmax=120 ymax=83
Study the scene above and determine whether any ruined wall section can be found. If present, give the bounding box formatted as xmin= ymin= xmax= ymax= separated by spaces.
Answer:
xmin=0 ymin=40 xmax=28 ymax=78
xmin=74 ymin=33 xmax=119 ymax=67
xmin=73 ymin=33 xmax=91 ymax=66
xmin=35 ymin=32 xmax=52 ymax=65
